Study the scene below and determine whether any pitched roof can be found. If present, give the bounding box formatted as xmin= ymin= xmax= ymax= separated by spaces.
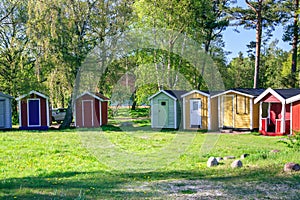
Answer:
xmin=164 ymin=90 xmax=188 ymax=100
xmin=181 ymin=90 xmax=210 ymax=98
xmin=95 ymin=93 xmax=110 ymax=101
xmin=0 ymin=92 xmax=13 ymax=99
xmin=274 ymin=88 xmax=300 ymax=99
xmin=211 ymin=88 xmax=264 ymax=98
xmin=148 ymin=90 xmax=187 ymax=100
xmin=232 ymin=88 xmax=265 ymax=97
xmin=254 ymin=88 xmax=300 ymax=104
xmin=76 ymin=91 xmax=110 ymax=101
xmin=16 ymin=90 xmax=48 ymax=101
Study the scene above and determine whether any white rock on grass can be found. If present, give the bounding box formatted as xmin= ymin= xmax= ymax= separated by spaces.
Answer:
xmin=240 ymin=154 xmax=250 ymax=159
xmin=207 ymin=157 xmax=218 ymax=167
xmin=284 ymin=163 xmax=300 ymax=172
xmin=231 ymin=160 xmax=243 ymax=168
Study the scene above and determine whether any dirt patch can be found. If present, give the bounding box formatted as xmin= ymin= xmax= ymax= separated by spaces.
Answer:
xmin=125 ymin=179 xmax=300 ymax=199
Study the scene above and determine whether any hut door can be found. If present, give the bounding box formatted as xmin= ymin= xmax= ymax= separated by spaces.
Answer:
xmin=190 ymin=99 xmax=201 ymax=128
xmin=158 ymin=99 xmax=168 ymax=127
xmin=82 ymin=100 xmax=94 ymax=127
xmin=222 ymin=95 xmax=234 ymax=127
xmin=28 ymin=99 xmax=40 ymax=126
xmin=0 ymin=100 xmax=5 ymax=127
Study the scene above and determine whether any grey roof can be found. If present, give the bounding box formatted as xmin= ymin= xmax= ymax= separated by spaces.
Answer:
xmin=208 ymin=90 xmax=224 ymax=96
xmin=164 ymin=90 xmax=188 ymax=100
xmin=231 ymin=88 xmax=265 ymax=97
xmin=0 ymin=92 xmax=13 ymax=99
xmin=274 ymin=88 xmax=300 ymax=99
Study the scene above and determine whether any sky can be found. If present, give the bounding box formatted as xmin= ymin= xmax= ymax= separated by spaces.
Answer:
xmin=222 ymin=1 xmax=292 ymax=62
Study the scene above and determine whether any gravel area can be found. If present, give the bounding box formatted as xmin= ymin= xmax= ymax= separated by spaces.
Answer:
xmin=125 ymin=179 xmax=300 ymax=199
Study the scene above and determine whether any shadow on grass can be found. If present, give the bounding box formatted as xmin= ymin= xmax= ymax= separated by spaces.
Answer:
xmin=1 ymin=168 xmax=299 ymax=199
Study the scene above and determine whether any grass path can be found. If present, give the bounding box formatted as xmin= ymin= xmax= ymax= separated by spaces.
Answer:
xmin=1 ymin=129 xmax=299 ymax=199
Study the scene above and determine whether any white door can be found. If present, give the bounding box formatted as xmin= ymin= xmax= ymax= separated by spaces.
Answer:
xmin=190 ymin=99 xmax=201 ymax=128
xmin=0 ymin=100 xmax=5 ymax=127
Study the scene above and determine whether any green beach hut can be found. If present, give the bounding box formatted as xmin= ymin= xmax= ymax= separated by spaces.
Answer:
xmin=148 ymin=90 xmax=186 ymax=129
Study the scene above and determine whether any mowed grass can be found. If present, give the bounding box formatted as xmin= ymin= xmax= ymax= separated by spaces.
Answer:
xmin=1 ymin=119 xmax=300 ymax=199
xmin=0 ymin=108 xmax=300 ymax=199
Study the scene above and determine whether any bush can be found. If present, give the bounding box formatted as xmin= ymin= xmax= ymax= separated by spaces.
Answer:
xmin=279 ymin=132 xmax=300 ymax=151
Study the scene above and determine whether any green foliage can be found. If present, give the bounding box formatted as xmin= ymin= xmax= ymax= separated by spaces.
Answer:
xmin=279 ymin=132 xmax=300 ymax=151
xmin=226 ymin=52 xmax=254 ymax=88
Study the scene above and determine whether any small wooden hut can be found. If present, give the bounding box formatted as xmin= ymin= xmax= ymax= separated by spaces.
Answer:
xmin=211 ymin=88 xmax=264 ymax=131
xmin=254 ymin=88 xmax=300 ymax=136
xmin=74 ymin=92 xmax=109 ymax=128
xmin=148 ymin=90 xmax=187 ymax=129
xmin=16 ymin=91 xmax=50 ymax=130
xmin=181 ymin=90 xmax=218 ymax=131
xmin=0 ymin=92 xmax=13 ymax=129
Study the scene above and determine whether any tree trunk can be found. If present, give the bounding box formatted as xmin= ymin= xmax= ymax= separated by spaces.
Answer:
xmin=59 ymin=97 xmax=73 ymax=129
xmin=292 ymin=0 xmax=299 ymax=87
xmin=131 ymin=90 xmax=137 ymax=110
xmin=252 ymin=1 xmax=262 ymax=89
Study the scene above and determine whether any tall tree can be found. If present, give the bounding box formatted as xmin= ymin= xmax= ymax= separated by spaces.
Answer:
xmin=291 ymin=0 xmax=299 ymax=87
xmin=0 ymin=1 xmax=43 ymax=123
xmin=189 ymin=0 xmax=230 ymax=89
xmin=27 ymin=0 xmax=133 ymax=128
xmin=283 ymin=0 xmax=299 ymax=87
xmin=231 ymin=0 xmax=287 ymax=88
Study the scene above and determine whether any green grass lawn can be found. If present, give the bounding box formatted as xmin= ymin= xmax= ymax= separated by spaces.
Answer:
xmin=1 ymin=129 xmax=299 ymax=199
xmin=1 ymin=108 xmax=300 ymax=199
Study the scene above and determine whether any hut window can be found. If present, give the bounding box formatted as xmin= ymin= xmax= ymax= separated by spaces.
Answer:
xmin=236 ymin=96 xmax=248 ymax=114
xmin=161 ymin=102 xmax=166 ymax=106
xmin=192 ymin=102 xmax=198 ymax=110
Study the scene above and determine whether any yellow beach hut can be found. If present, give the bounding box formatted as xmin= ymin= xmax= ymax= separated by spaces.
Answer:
xmin=211 ymin=88 xmax=264 ymax=131
xmin=181 ymin=90 xmax=219 ymax=131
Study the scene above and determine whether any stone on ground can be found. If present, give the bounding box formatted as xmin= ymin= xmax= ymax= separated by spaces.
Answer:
xmin=284 ymin=163 xmax=300 ymax=172
xmin=207 ymin=157 xmax=218 ymax=167
xmin=231 ymin=160 xmax=243 ymax=168
xmin=240 ymin=154 xmax=250 ymax=159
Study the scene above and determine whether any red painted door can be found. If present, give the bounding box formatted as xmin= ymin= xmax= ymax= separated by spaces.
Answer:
xmin=292 ymin=101 xmax=300 ymax=133
xmin=82 ymin=100 xmax=93 ymax=127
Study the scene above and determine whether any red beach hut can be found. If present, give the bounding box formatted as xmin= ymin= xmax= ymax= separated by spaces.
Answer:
xmin=74 ymin=92 xmax=109 ymax=128
xmin=16 ymin=91 xmax=50 ymax=130
xmin=254 ymin=88 xmax=300 ymax=136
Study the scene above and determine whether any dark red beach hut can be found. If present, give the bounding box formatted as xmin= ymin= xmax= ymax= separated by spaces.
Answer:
xmin=254 ymin=88 xmax=300 ymax=136
xmin=16 ymin=91 xmax=50 ymax=130
xmin=74 ymin=92 xmax=109 ymax=128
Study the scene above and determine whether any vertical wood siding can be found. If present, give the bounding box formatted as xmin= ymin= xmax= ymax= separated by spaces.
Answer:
xmin=292 ymin=101 xmax=300 ymax=134
xmin=184 ymin=93 xmax=208 ymax=130
xmin=151 ymin=93 xmax=175 ymax=128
